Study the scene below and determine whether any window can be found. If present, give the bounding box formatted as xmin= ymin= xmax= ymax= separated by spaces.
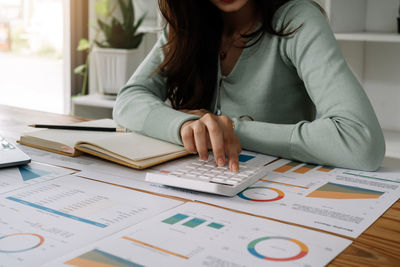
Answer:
xmin=0 ymin=0 xmax=70 ymax=114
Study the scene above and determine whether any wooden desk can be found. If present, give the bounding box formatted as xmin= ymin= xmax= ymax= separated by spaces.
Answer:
xmin=1 ymin=104 xmax=399 ymax=266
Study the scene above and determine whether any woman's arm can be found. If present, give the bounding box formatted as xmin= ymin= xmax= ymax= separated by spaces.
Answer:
xmin=113 ymin=32 xmax=241 ymax=171
xmin=232 ymin=0 xmax=385 ymax=171
xmin=113 ymin=32 xmax=200 ymax=145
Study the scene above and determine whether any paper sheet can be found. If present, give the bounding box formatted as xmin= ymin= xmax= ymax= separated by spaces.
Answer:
xmin=0 ymin=175 xmax=183 ymax=267
xmin=44 ymin=202 xmax=352 ymax=267
xmin=0 ymin=162 xmax=73 ymax=194
xmin=195 ymin=159 xmax=400 ymax=237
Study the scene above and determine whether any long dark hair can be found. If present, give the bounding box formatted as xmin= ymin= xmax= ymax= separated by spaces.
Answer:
xmin=157 ymin=0 xmax=300 ymax=110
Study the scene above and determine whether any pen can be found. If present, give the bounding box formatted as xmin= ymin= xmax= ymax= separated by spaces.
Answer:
xmin=28 ymin=124 xmax=126 ymax=132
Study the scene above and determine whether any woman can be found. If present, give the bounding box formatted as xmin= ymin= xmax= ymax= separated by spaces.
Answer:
xmin=113 ymin=0 xmax=385 ymax=172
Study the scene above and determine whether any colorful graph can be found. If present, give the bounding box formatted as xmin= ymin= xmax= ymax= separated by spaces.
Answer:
xmin=306 ymin=182 xmax=384 ymax=199
xmin=18 ymin=166 xmax=51 ymax=181
xmin=162 ymin=213 xmax=189 ymax=225
xmin=65 ymin=248 xmax=144 ymax=267
xmin=273 ymin=161 xmax=301 ymax=173
xmin=237 ymin=187 xmax=284 ymax=202
xmin=122 ymin=236 xmax=189 ymax=260
xmin=6 ymin=196 xmax=108 ymax=228
xmin=183 ymin=218 xmax=206 ymax=228
xmin=248 ymin=236 xmax=308 ymax=261
xmin=207 ymin=222 xmax=224 ymax=229
xmin=162 ymin=214 xmax=224 ymax=229
xmin=274 ymin=161 xmax=332 ymax=174
xmin=293 ymin=164 xmax=317 ymax=174
xmin=238 ymin=154 xmax=255 ymax=163
xmin=317 ymin=166 xmax=334 ymax=172
xmin=0 ymin=233 xmax=44 ymax=253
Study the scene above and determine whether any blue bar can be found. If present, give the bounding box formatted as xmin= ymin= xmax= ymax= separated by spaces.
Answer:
xmin=238 ymin=154 xmax=255 ymax=163
xmin=162 ymin=213 xmax=189 ymax=225
xmin=6 ymin=197 xmax=108 ymax=228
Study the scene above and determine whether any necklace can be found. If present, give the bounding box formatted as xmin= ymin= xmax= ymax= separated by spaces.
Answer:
xmin=219 ymin=34 xmax=246 ymax=60
xmin=219 ymin=20 xmax=259 ymax=61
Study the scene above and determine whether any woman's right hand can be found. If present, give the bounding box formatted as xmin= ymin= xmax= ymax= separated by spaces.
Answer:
xmin=180 ymin=113 xmax=242 ymax=172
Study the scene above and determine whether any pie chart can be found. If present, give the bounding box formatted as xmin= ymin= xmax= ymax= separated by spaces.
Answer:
xmin=0 ymin=233 xmax=44 ymax=253
xmin=248 ymin=236 xmax=308 ymax=261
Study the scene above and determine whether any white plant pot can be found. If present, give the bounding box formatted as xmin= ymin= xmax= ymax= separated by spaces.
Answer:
xmin=93 ymin=47 xmax=144 ymax=95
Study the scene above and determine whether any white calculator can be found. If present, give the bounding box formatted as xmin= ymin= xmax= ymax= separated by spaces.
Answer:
xmin=146 ymin=152 xmax=275 ymax=196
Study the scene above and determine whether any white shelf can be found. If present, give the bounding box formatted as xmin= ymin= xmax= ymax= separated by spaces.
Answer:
xmin=383 ymin=129 xmax=400 ymax=159
xmin=335 ymin=32 xmax=400 ymax=43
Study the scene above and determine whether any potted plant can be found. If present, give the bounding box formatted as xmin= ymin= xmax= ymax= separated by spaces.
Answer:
xmin=75 ymin=0 xmax=146 ymax=96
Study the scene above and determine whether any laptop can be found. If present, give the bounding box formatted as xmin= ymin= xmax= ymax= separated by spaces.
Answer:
xmin=0 ymin=136 xmax=31 ymax=168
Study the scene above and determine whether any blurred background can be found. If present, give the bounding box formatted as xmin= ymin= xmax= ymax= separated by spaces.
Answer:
xmin=0 ymin=0 xmax=64 ymax=113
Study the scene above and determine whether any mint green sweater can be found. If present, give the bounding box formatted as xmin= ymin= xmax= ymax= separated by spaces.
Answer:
xmin=113 ymin=0 xmax=385 ymax=171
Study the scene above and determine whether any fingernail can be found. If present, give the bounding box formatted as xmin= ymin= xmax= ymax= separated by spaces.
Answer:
xmin=231 ymin=162 xmax=238 ymax=172
xmin=217 ymin=158 xmax=225 ymax=166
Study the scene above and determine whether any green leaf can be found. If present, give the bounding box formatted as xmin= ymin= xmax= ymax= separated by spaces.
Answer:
xmin=97 ymin=18 xmax=112 ymax=40
xmin=95 ymin=0 xmax=110 ymax=17
xmin=132 ymin=14 xmax=145 ymax=35
xmin=94 ymin=40 xmax=110 ymax=48
xmin=94 ymin=0 xmax=145 ymax=49
xmin=130 ymin=32 xmax=144 ymax=49
xmin=74 ymin=64 xmax=87 ymax=75
xmin=77 ymin=39 xmax=91 ymax=51
xmin=118 ymin=0 xmax=128 ymax=23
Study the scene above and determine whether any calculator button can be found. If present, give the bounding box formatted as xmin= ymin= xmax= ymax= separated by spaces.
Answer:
xmin=185 ymin=165 xmax=196 ymax=169
xmin=224 ymin=180 xmax=239 ymax=185
xmin=210 ymin=178 xmax=225 ymax=183
xmin=209 ymin=180 xmax=234 ymax=186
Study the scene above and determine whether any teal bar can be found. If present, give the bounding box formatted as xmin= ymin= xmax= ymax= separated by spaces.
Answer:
xmin=207 ymin=222 xmax=224 ymax=229
xmin=162 ymin=213 xmax=189 ymax=225
xmin=182 ymin=218 xmax=206 ymax=228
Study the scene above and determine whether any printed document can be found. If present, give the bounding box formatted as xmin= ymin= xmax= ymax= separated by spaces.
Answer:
xmin=195 ymin=159 xmax=400 ymax=237
xmin=43 ymin=202 xmax=352 ymax=267
xmin=0 ymin=175 xmax=183 ymax=267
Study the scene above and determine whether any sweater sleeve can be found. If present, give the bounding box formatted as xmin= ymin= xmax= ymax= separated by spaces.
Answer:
xmin=113 ymin=32 xmax=200 ymax=145
xmin=232 ymin=0 xmax=385 ymax=171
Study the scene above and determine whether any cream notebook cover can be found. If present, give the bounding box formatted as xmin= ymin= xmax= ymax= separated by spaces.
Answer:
xmin=19 ymin=119 xmax=189 ymax=169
